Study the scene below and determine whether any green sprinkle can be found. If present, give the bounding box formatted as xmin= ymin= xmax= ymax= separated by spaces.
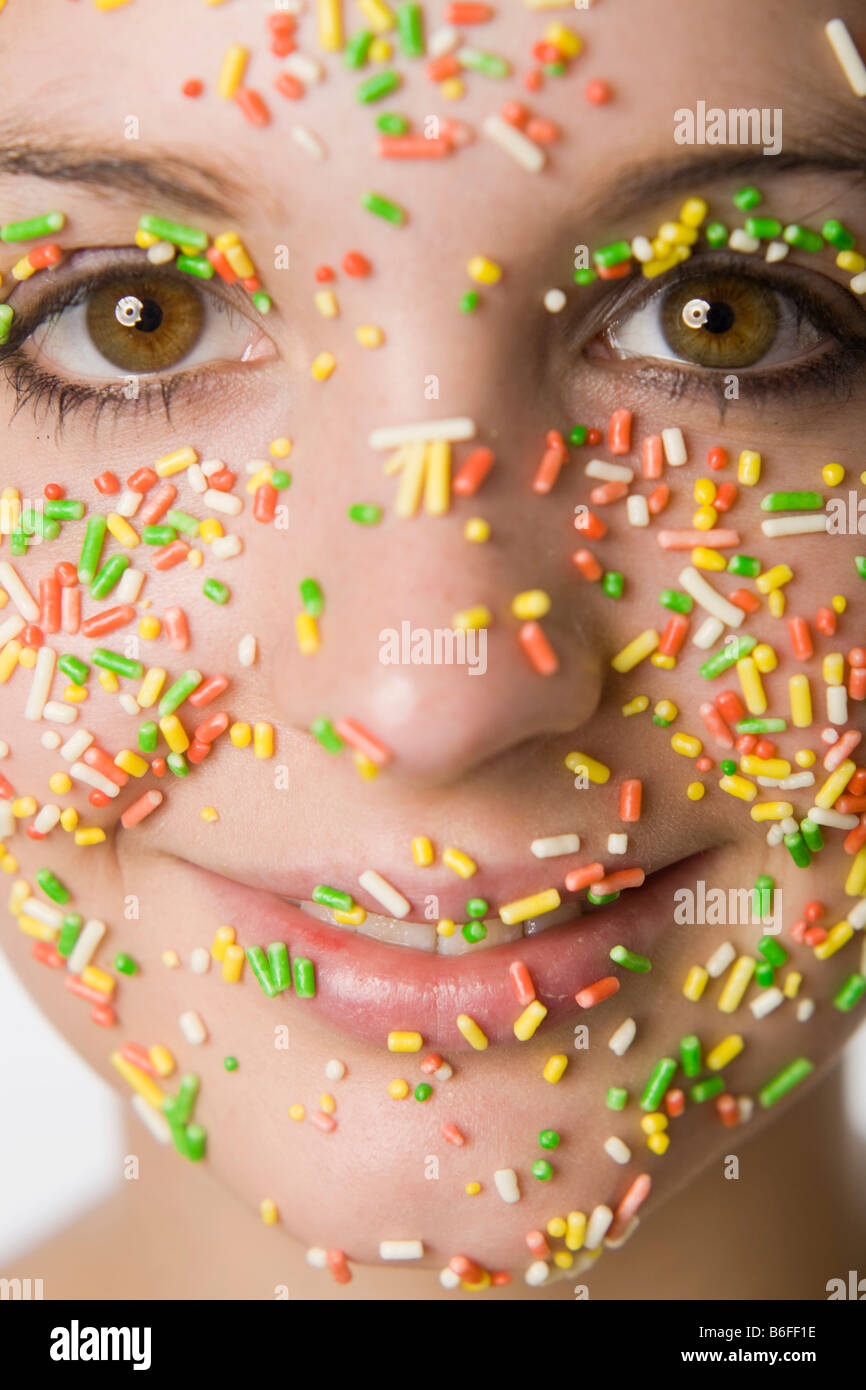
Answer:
xmin=176 ymin=253 xmax=213 ymax=279
xmin=732 ymin=186 xmax=762 ymax=210
xmin=43 ymin=499 xmax=84 ymax=521
xmin=821 ymin=218 xmax=854 ymax=250
xmin=0 ymin=303 xmax=13 ymax=343
xmin=224 ymin=1056 xmax=239 ymax=1072
xmin=203 ymin=578 xmax=230 ymax=605
xmin=758 ymin=936 xmax=788 ymax=967
xmin=165 ymin=509 xmax=200 ymax=536
xmin=699 ymin=634 xmax=757 ymax=680
xmin=293 ymin=957 xmax=316 ymax=998
xmin=1 ymin=211 xmax=66 ymax=242
xmin=138 ymin=214 xmax=208 ymax=250
xmin=92 ymin=648 xmax=143 ymax=679
xmin=569 ymin=425 xmax=588 ymax=446
xmin=594 ymin=239 xmax=632 ymax=268
xmin=602 ymin=571 xmax=624 ymax=598
xmin=143 ymin=525 xmax=177 ymax=545
xmin=727 ymin=554 xmax=761 ymax=577
xmin=270 ymin=469 xmax=291 ymax=489
xmin=800 ymin=817 xmax=823 ymax=853
xmin=691 ymin=1076 xmax=725 ymax=1104
xmin=855 ymin=556 xmax=866 ymax=579
xmin=245 ymin=943 xmax=291 ymax=998
xmin=610 ymin=944 xmax=651 ymax=972
xmin=744 ymin=216 xmax=781 ymax=239
xmin=311 ymin=716 xmax=344 ymax=753
xmin=414 ymin=1082 xmax=432 ymax=1102
xmin=720 ymin=758 xmax=737 ymax=776
xmin=462 ymin=921 xmax=487 ymax=943
xmin=783 ymin=224 xmax=823 ymax=253
xmin=348 ymin=503 xmax=382 ymax=524
xmin=300 ymin=577 xmax=324 ymax=617
xmin=312 ymin=885 xmax=354 ymax=913
xmin=57 ymin=914 xmax=82 ymax=958
xmin=705 ymin=222 xmax=728 ymax=247
xmin=784 ymin=830 xmax=811 ymax=868
xmin=376 ymin=112 xmax=410 ymax=135
xmin=640 ymin=1057 xmax=677 ymax=1111
xmin=586 ymin=888 xmax=620 ymax=906
xmin=761 ymin=491 xmax=824 ymax=511
xmin=166 ymin=752 xmax=189 ymax=778
xmin=755 ymin=961 xmax=775 ymax=988
xmin=542 ymin=61 xmax=566 ymax=76
xmin=680 ymin=1035 xmax=701 ymax=1077
xmin=344 ymin=28 xmax=374 ymax=68
xmin=396 ymin=1 xmax=425 ymax=57
xmin=361 ymin=191 xmax=406 ymax=225
xmin=753 ymin=874 xmax=774 ymax=919
xmin=757 ymin=1057 xmax=814 ymax=1108
xmin=460 ymin=289 xmax=480 ymax=312
xmin=10 ymin=530 xmax=28 ymax=556
xmin=357 ymin=70 xmax=401 ymax=103
xmin=77 ymin=515 xmax=107 ymax=585
xmin=833 ymin=974 xmax=866 ymax=1013
xmin=138 ymin=722 xmax=158 ymax=754
xmin=531 ymin=1159 xmax=553 ymax=1181
xmin=573 ymin=268 xmax=597 ymax=285
xmin=734 ymin=717 xmax=787 ymax=733
xmin=89 ymin=553 xmax=129 ymax=600
xmin=57 ymin=655 xmax=89 ymax=686
xmin=251 ymin=291 xmax=272 ymax=315
xmin=158 ymin=670 xmax=202 ymax=717
xmin=660 ymin=589 xmax=693 ymax=614
xmin=465 ymin=898 xmax=488 ymax=919
xmin=36 ymin=868 xmax=69 ymax=905
xmin=606 ymin=1087 xmax=628 ymax=1111
xmin=459 ymin=47 xmax=510 ymax=78
xmin=538 ymin=1129 xmax=560 ymax=1148
xmin=114 ymin=953 xmax=137 ymax=975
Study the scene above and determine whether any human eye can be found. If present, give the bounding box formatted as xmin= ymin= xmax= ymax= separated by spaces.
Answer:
xmin=583 ymin=252 xmax=866 ymax=401
xmin=0 ymin=246 xmax=277 ymax=424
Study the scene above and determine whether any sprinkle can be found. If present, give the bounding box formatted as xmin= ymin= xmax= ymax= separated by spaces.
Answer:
xmin=543 ymin=1054 xmax=568 ymax=1083
xmin=514 ymin=1000 xmax=548 ymax=1041
xmin=499 ymin=888 xmax=560 ymax=925
xmin=456 ymin=1014 xmax=488 ymax=1050
xmin=717 ymin=955 xmax=756 ymax=1013
xmin=379 ymin=1240 xmax=424 ymax=1260
xmin=825 ymin=18 xmax=866 ymax=97
xmin=530 ymin=833 xmax=580 ymax=858
xmin=179 ymin=1011 xmax=207 ymax=1045
xmin=442 ymin=846 xmax=477 ymax=878
xmin=610 ymin=945 xmax=651 ymax=973
xmin=758 ymin=1057 xmax=815 ymax=1107
xmin=493 ymin=1168 xmax=520 ymax=1204
xmin=387 ymin=1031 xmax=423 ymax=1053
xmin=575 ymin=976 xmax=619 ymax=1009
xmin=604 ymin=1137 xmax=631 ymax=1165
xmin=482 ymin=114 xmax=545 ymax=173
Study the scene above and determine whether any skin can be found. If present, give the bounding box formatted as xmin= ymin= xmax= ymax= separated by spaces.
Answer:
xmin=1 ymin=0 xmax=865 ymax=1298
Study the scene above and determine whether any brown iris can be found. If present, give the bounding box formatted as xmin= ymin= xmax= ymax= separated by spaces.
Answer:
xmin=85 ymin=275 xmax=205 ymax=372
xmin=661 ymin=274 xmax=778 ymax=368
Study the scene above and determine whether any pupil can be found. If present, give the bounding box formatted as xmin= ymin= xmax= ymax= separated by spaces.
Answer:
xmin=704 ymin=300 xmax=735 ymax=335
xmin=135 ymin=298 xmax=163 ymax=333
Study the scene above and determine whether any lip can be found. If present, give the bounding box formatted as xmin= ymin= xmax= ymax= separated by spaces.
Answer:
xmin=188 ymin=848 xmax=719 ymax=1051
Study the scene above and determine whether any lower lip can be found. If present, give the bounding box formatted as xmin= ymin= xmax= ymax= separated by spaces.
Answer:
xmin=193 ymin=856 xmax=709 ymax=1052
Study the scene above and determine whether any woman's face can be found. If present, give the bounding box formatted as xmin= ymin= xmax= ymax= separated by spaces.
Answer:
xmin=2 ymin=0 xmax=865 ymax=1287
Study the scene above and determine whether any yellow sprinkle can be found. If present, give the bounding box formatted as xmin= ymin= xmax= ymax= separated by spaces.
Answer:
xmin=353 ymin=751 xmax=379 ymax=781
xmin=314 ymin=289 xmax=339 ymax=318
xmin=320 ymin=1093 xmax=336 ymax=1115
xmin=162 ymin=950 xmax=180 ymax=969
xmin=499 ymin=889 xmax=560 ymax=926
xmin=82 ymin=965 xmax=114 ymax=996
xmin=692 ymin=543 xmax=725 ymax=568
xmin=756 ymin=563 xmax=793 ymax=594
xmin=453 ymin=605 xmax=491 ymax=630
xmin=222 ymin=944 xmax=245 ymax=983
xmin=622 ymin=696 xmax=649 ymax=716
xmin=844 ymin=847 xmax=866 ymax=896
xmin=737 ymin=656 xmax=766 ymax=714
xmin=544 ymin=23 xmax=581 ymax=56
xmin=388 ymin=1079 xmax=409 ymax=1099
xmin=467 ymin=256 xmax=502 ymax=285
xmin=651 ymin=653 xmax=676 ymax=670
xmin=543 ymin=1053 xmax=568 ymax=1083
xmin=823 ymin=652 xmax=844 ymax=686
xmin=334 ymin=904 xmax=367 ymax=926
xmin=137 ymin=667 xmax=167 ymax=708
xmin=135 ymin=228 xmax=159 ymax=248
xmin=48 ymin=772 xmax=71 ymax=795
xmin=737 ymin=450 xmax=761 ymax=485
xmin=837 ymin=250 xmax=865 ymax=273
xmin=388 ymin=1031 xmax=423 ymax=1053
xmin=831 ymin=594 xmax=846 ymax=614
xmin=814 ymin=921 xmax=853 ymax=960
xmin=640 ymin=1112 xmax=668 ymax=1134
xmin=316 ymin=0 xmax=343 ymax=51
xmin=511 ymin=589 xmax=551 ymax=620
xmin=76 ymin=827 xmax=107 ymax=847
xmin=814 ymin=758 xmax=855 ymax=809
xmin=680 ymin=196 xmax=708 ymax=226
xmin=368 ymin=37 xmax=391 ymax=61
xmin=513 ymin=1000 xmax=548 ymax=1041
xmin=253 ymin=722 xmax=274 ymax=759
xmin=706 ymin=1033 xmax=744 ymax=1070
xmin=200 ymin=807 xmax=219 ymax=823
xmin=822 ymin=462 xmax=845 ymax=486
xmin=1 ymin=855 xmax=18 ymax=874
xmin=412 ymin=836 xmax=434 ymax=867
xmin=12 ymin=796 xmax=37 ymax=819
xmin=717 ymin=956 xmax=756 ymax=1013
xmin=795 ymin=748 xmax=816 ymax=767
xmin=671 ymin=732 xmax=702 ymax=757
xmin=740 ymin=755 xmax=790 ymax=779
xmin=456 ymin=1014 xmax=488 ymax=1051
xmin=424 ymin=439 xmax=451 ymax=516
xmin=60 ymin=808 xmax=78 ymax=833
xmin=138 ymin=615 xmax=161 ymax=640
xmin=442 ymin=847 xmax=477 ymax=878
xmin=115 ymin=749 xmax=149 ymax=777
xmin=159 ymin=714 xmax=189 ymax=754
xmin=611 ymin=628 xmax=659 ymax=673
xmin=289 ymin=1104 xmax=306 ymax=1121
xmin=96 ymin=670 xmax=117 ymax=693
xmin=311 ymin=352 xmax=336 ymax=381
xmin=200 ymin=518 xmax=223 ymax=544
xmin=686 ymin=781 xmax=705 ymax=801
xmin=752 ymin=643 xmax=777 ymax=673
xmin=768 ymin=588 xmax=785 ymax=617
xmin=647 ymin=1132 xmax=670 ymax=1155
xmin=296 ymin=612 xmax=320 ymax=655
xmin=105 ymin=513 xmax=139 ymax=547
xmin=750 ymin=800 xmax=794 ymax=821
xmin=553 ymin=1251 xmax=574 ymax=1270
xmin=359 ymin=0 xmax=395 ymax=30
xmin=356 ymin=324 xmax=385 ymax=348
xmin=682 ymin=965 xmax=708 ymax=1001
xmin=18 ymin=915 xmax=58 ymax=942
xmin=547 ymin=1217 xmax=567 ymax=1239
xmin=230 ymin=721 xmax=252 ymax=748
xmin=694 ymin=477 xmax=717 ymax=505
xmin=111 ymin=1052 xmax=165 ymax=1109
xmin=155 ymin=446 xmax=197 ymax=478
xmin=564 ymin=751 xmax=610 ymax=783
xmin=217 ymin=43 xmax=248 ymax=99
xmin=246 ymin=466 xmax=273 ymax=493
xmin=565 ymin=1211 xmax=586 ymax=1251
xmin=719 ymin=774 xmax=757 ymax=802
xmin=19 ymin=647 xmax=37 ymax=669
xmin=270 ymin=437 xmax=292 ymax=458
xmin=260 ymin=1198 xmax=279 ymax=1226
xmin=789 ymin=674 xmax=812 ymax=728
xmin=211 ymin=925 xmax=236 ymax=961
xmin=436 ymin=918 xmax=456 ymax=937
xmin=149 ymin=1045 xmax=175 ymax=1078
xmin=465 ymin=1181 xmax=482 ymax=1196
xmin=783 ymin=970 xmax=802 ymax=999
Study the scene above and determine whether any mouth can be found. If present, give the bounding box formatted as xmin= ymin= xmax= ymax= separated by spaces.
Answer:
xmin=187 ymin=847 xmax=722 ymax=1051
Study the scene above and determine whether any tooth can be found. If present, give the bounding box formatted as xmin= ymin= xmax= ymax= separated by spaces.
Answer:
xmin=356 ymin=913 xmax=437 ymax=952
xmin=298 ymin=900 xmax=348 ymax=926
xmin=523 ymin=901 xmax=580 ymax=935
xmin=437 ymin=919 xmax=524 ymax=955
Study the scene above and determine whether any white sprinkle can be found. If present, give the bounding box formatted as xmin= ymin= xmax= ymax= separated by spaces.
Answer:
xmin=848 ymin=899 xmax=866 ymax=930
xmin=626 ymin=494 xmax=650 ymax=528
xmin=851 ymin=271 xmax=866 ymax=295
xmin=750 ymin=986 xmax=784 ymax=1019
xmin=584 ymin=1204 xmax=613 ymax=1250
xmin=604 ymin=1136 xmax=631 ymax=1165
xmin=305 ymin=1246 xmax=328 ymax=1269
xmin=201 ymin=458 xmax=227 ymax=477
xmin=179 ymin=1010 xmax=207 ymax=1045
xmin=806 ymin=806 xmax=859 ymax=828
xmin=292 ymin=124 xmax=327 ymax=160
xmin=118 ymin=693 xmax=139 ymax=717
xmin=434 ymin=1061 xmax=453 ymax=1081
xmin=190 ymin=948 xmax=210 ymax=975
xmin=825 ymin=18 xmax=866 ymax=97
xmin=494 ymin=1168 xmax=521 ymax=1204
xmin=661 ymin=427 xmax=687 ymax=466
xmin=39 ymin=732 xmax=61 ymax=751
xmin=631 ymin=235 xmax=654 ymax=263
xmin=24 ymin=646 xmax=55 ymax=722
xmin=115 ymin=568 xmax=145 ymax=603
xmin=146 ymin=240 xmax=175 ymax=266
xmin=358 ymin=869 xmax=411 ymax=919
xmin=284 ymin=53 xmax=324 ymax=84
xmin=761 ymin=513 xmax=828 ymax=538
xmin=780 ymin=815 xmax=798 ymax=834
xmin=0 ymin=615 xmax=25 ymax=646
xmin=776 ymin=771 xmax=815 ymax=790
xmin=796 ymin=998 xmax=815 ymax=1023
xmin=429 ymin=25 xmax=460 ymax=57
xmin=368 ymin=418 xmax=475 ymax=450
xmin=605 ymin=1215 xmax=640 ymax=1249
xmin=44 ymin=704 xmax=78 ymax=726
xmin=211 ymin=535 xmax=243 ymax=559
xmin=325 ymin=1058 xmax=346 ymax=1081
xmin=543 ymin=288 xmax=567 ymax=313
xmin=737 ymin=1096 xmax=755 ymax=1124
xmin=238 ymin=634 xmax=257 ymax=668
xmin=827 ymin=686 xmax=848 ymax=726
xmin=21 ymin=897 xmax=63 ymax=928
xmin=0 ymin=803 xmax=13 ymax=838
xmin=0 ymin=562 xmax=39 ymax=621
xmin=70 ymin=762 xmax=120 ymax=798
xmin=131 ymin=1093 xmax=171 ymax=1143
xmin=585 ymin=459 xmax=634 ymax=483
xmin=729 ymin=229 xmax=760 ymax=254
xmin=60 ymin=729 xmax=94 ymax=762
xmin=608 ymin=1017 xmax=636 ymax=1056
xmin=67 ymin=919 xmax=106 ymax=974
xmin=439 ymin=1267 xmax=461 ymax=1289
xmin=692 ymin=616 xmax=725 ymax=649
xmin=765 ymin=240 xmax=789 ymax=263
xmin=679 ymin=566 xmax=745 ymax=628
xmin=483 ymin=114 xmax=546 ymax=173
xmin=203 ymin=488 xmax=243 ymax=515
xmin=187 ymin=463 xmax=208 ymax=495
xmin=379 ymin=1239 xmax=424 ymax=1260
xmin=245 ymin=458 xmax=271 ymax=475
xmin=705 ymin=941 xmax=736 ymax=977
xmin=115 ymin=487 xmax=143 ymax=518
xmin=525 ymin=1260 xmax=549 ymax=1286
xmin=607 ymin=832 xmax=628 ymax=855
xmin=530 ymin=833 xmax=580 ymax=858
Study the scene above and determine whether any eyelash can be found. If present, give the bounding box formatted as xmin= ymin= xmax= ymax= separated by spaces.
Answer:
xmin=0 ymin=249 xmax=268 ymax=430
